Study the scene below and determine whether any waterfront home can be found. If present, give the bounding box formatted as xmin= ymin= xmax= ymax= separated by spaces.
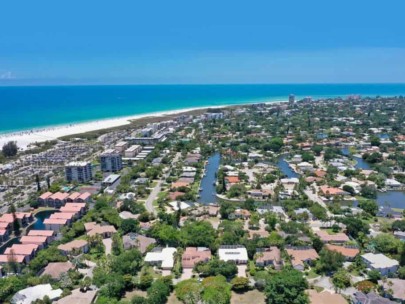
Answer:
xmin=47 ymin=192 xmax=69 ymax=208
xmin=58 ymin=239 xmax=89 ymax=255
xmin=297 ymin=162 xmax=314 ymax=172
xmin=49 ymin=212 xmax=75 ymax=225
xmin=286 ymin=247 xmax=319 ymax=271
xmin=378 ymin=279 xmax=405 ymax=302
xmin=319 ymin=186 xmax=348 ymax=197
xmin=385 ymin=178 xmax=402 ymax=189
xmin=11 ymin=284 xmax=63 ymax=304
xmin=377 ymin=206 xmax=402 ymax=218
xmin=123 ymin=233 xmax=156 ymax=253
xmin=182 ymin=247 xmax=212 ymax=269
xmin=361 ymin=253 xmax=399 ymax=275
xmin=247 ymin=189 xmax=271 ymax=200
xmin=20 ymin=236 xmax=48 ymax=249
xmin=325 ymin=244 xmax=359 ymax=261
xmin=314 ymin=230 xmax=350 ymax=243
xmin=255 ymin=247 xmax=282 ymax=269
xmin=144 ymin=247 xmax=177 ymax=270
xmin=41 ymin=261 xmax=74 ymax=280
xmin=171 ymin=181 xmax=191 ymax=189
xmin=43 ymin=218 xmax=68 ymax=232
xmin=168 ymin=191 xmax=185 ymax=201
xmin=28 ymin=230 xmax=55 ymax=243
xmin=60 ymin=202 xmax=86 ymax=217
xmin=5 ymin=244 xmax=39 ymax=262
xmin=218 ymin=245 xmax=248 ymax=264
xmin=38 ymin=191 xmax=53 ymax=205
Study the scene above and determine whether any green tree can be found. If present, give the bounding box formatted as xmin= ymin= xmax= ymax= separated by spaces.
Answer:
xmin=332 ymin=269 xmax=351 ymax=292
xmin=201 ymin=276 xmax=231 ymax=304
xmin=121 ymin=218 xmax=140 ymax=234
xmin=111 ymin=233 xmax=123 ymax=255
xmin=367 ymin=270 xmax=381 ymax=283
xmin=264 ymin=269 xmax=308 ymax=304
xmin=358 ymin=200 xmax=378 ymax=215
xmin=2 ymin=141 xmax=18 ymax=157
xmin=316 ymin=249 xmax=345 ymax=274
xmin=230 ymin=276 xmax=249 ymax=291
xmin=175 ymin=279 xmax=202 ymax=304
xmin=373 ymin=233 xmax=400 ymax=255
xmin=195 ymin=259 xmax=238 ymax=279
xmin=180 ymin=221 xmax=216 ymax=248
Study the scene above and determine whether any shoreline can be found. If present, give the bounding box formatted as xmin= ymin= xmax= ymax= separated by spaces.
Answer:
xmin=0 ymin=99 xmax=286 ymax=150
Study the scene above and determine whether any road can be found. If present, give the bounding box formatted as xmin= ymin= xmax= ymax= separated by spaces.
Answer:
xmin=144 ymin=152 xmax=181 ymax=215
xmin=304 ymin=187 xmax=333 ymax=218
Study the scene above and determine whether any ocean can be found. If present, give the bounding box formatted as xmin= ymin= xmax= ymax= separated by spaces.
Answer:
xmin=1 ymin=83 xmax=405 ymax=134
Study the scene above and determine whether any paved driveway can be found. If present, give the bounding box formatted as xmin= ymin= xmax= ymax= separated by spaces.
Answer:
xmin=237 ymin=265 xmax=247 ymax=277
xmin=103 ymin=238 xmax=112 ymax=255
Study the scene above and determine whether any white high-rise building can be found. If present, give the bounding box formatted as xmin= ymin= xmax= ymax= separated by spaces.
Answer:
xmin=65 ymin=161 xmax=92 ymax=183
xmin=100 ymin=149 xmax=123 ymax=172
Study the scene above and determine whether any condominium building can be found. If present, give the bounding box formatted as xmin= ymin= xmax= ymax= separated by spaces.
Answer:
xmin=65 ymin=161 xmax=92 ymax=183
xmin=100 ymin=149 xmax=123 ymax=172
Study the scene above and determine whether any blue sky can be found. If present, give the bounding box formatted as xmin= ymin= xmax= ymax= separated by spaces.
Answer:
xmin=1 ymin=0 xmax=405 ymax=85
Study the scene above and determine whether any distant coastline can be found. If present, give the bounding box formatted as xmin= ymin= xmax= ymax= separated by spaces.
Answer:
xmin=0 ymin=100 xmax=285 ymax=149
xmin=1 ymin=83 xmax=405 ymax=149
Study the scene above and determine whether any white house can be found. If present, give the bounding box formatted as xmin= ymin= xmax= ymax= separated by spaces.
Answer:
xmin=361 ymin=253 xmax=399 ymax=276
xmin=144 ymin=247 xmax=177 ymax=270
xmin=218 ymin=245 xmax=248 ymax=264
xmin=11 ymin=284 xmax=63 ymax=304
xmin=297 ymin=162 xmax=314 ymax=172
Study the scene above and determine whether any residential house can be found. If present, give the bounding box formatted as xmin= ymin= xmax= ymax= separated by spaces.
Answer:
xmin=361 ymin=253 xmax=399 ymax=276
xmin=182 ymin=247 xmax=211 ymax=269
xmin=218 ymin=245 xmax=248 ymax=264
xmin=144 ymin=247 xmax=177 ymax=270
xmin=255 ymin=247 xmax=282 ymax=269
xmin=315 ymin=230 xmax=350 ymax=243
xmin=325 ymin=244 xmax=359 ymax=261
xmin=123 ymin=233 xmax=156 ymax=253
xmin=378 ymin=279 xmax=405 ymax=302
xmin=352 ymin=291 xmax=396 ymax=304
xmin=286 ymin=247 xmax=319 ymax=271
xmin=41 ymin=261 xmax=75 ymax=280
xmin=58 ymin=240 xmax=89 ymax=256
xmin=306 ymin=290 xmax=347 ymax=304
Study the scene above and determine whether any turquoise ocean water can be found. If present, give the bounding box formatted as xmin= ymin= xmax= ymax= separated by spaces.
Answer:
xmin=1 ymin=84 xmax=405 ymax=134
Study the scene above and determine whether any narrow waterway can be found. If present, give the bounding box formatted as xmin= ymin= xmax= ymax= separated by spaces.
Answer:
xmin=198 ymin=153 xmax=220 ymax=204
xmin=342 ymin=148 xmax=405 ymax=209
xmin=277 ymin=155 xmax=299 ymax=178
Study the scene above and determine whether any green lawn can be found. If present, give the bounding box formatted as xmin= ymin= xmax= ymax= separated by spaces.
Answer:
xmin=306 ymin=269 xmax=319 ymax=279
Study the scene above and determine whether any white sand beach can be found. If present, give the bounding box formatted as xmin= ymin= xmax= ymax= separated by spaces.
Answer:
xmin=0 ymin=101 xmax=286 ymax=150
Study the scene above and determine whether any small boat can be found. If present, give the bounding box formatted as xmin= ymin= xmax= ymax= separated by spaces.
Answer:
xmin=199 ymin=187 xmax=203 ymax=192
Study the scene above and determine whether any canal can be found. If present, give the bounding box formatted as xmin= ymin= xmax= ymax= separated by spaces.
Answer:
xmin=342 ymin=148 xmax=405 ymax=209
xmin=198 ymin=153 xmax=220 ymax=204
xmin=277 ymin=155 xmax=299 ymax=178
